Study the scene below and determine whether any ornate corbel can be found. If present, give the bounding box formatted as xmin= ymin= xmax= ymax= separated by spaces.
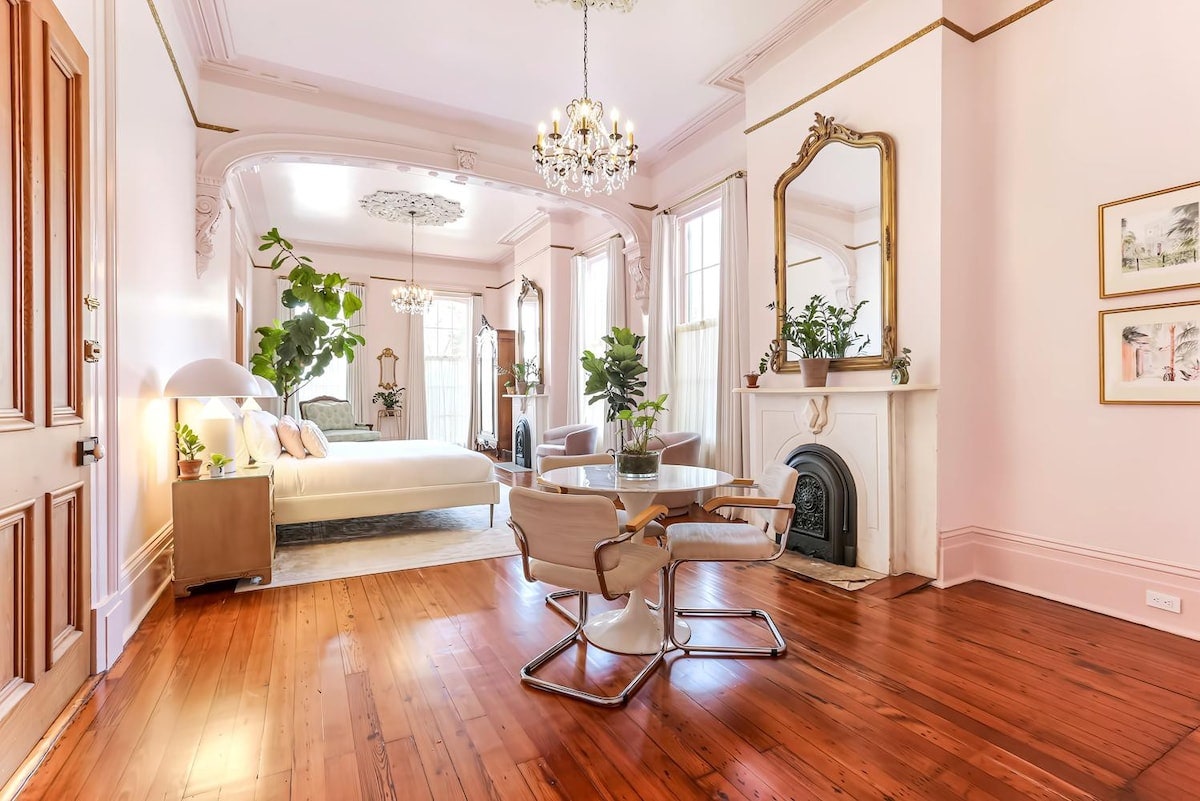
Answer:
xmin=624 ymin=241 xmax=650 ymax=315
xmin=454 ymin=147 xmax=478 ymax=172
xmin=195 ymin=177 xmax=225 ymax=278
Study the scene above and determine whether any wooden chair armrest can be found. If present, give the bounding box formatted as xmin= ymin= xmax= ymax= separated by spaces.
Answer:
xmin=623 ymin=504 xmax=669 ymax=533
xmin=730 ymin=478 xmax=757 ymax=487
xmin=534 ymin=477 xmax=566 ymax=494
xmin=702 ymin=495 xmax=788 ymax=514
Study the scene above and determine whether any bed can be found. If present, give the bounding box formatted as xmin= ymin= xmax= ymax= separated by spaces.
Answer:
xmin=271 ymin=439 xmax=500 ymax=525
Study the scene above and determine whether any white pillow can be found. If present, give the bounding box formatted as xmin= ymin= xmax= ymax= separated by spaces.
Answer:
xmin=277 ymin=415 xmax=307 ymax=459
xmin=242 ymin=410 xmax=282 ymax=463
xmin=299 ymin=419 xmax=330 ymax=458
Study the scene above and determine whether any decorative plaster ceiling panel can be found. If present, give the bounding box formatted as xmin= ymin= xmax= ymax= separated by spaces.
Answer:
xmin=206 ymin=0 xmax=820 ymax=152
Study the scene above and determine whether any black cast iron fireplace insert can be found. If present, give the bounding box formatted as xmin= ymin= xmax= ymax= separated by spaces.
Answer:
xmin=784 ymin=444 xmax=858 ymax=566
xmin=514 ymin=417 xmax=532 ymax=469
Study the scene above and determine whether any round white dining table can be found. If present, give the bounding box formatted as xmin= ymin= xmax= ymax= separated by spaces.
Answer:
xmin=539 ymin=463 xmax=734 ymax=655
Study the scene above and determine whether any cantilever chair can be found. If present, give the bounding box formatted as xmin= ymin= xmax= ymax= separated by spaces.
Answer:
xmin=536 ymin=453 xmax=667 ymax=623
xmin=664 ymin=461 xmax=798 ymax=657
xmin=508 ymin=487 xmax=670 ymax=706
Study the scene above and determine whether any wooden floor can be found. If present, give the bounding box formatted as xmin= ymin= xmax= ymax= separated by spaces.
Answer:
xmin=19 ymin=549 xmax=1200 ymax=800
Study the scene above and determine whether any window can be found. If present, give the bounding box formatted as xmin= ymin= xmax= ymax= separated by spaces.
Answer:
xmin=424 ymin=295 xmax=473 ymax=446
xmin=674 ymin=201 xmax=721 ymax=463
xmin=576 ymin=249 xmax=610 ymax=433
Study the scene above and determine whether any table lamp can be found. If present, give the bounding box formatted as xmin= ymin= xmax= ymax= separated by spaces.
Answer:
xmin=164 ymin=358 xmax=261 ymax=475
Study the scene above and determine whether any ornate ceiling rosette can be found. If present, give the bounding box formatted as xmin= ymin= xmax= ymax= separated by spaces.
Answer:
xmin=534 ymin=0 xmax=636 ymax=10
xmin=358 ymin=190 xmax=465 ymax=226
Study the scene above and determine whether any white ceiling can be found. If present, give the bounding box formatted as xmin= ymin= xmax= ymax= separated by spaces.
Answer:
xmin=237 ymin=162 xmax=552 ymax=263
xmin=184 ymin=0 xmax=840 ymax=154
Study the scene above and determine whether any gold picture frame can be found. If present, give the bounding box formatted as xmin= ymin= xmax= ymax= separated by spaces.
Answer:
xmin=1099 ymin=299 xmax=1200 ymax=404
xmin=1099 ymin=179 xmax=1200 ymax=298
xmin=377 ymin=347 xmax=399 ymax=389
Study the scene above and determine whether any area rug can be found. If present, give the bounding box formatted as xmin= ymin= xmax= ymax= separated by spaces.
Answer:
xmin=235 ymin=486 xmax=516 ymax=592
xmin=775 ymin=550 xmax=885 ymax=591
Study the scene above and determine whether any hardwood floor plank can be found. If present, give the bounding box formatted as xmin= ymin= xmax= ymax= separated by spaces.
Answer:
xmin=21 ymin=555 xmax=1200 ymax=801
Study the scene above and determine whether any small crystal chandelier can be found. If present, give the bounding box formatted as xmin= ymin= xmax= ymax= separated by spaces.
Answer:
xmin=532 ymin=3 xmax=638 ymax=196
xmin=391 ymin=211 xmax=434 ymax=315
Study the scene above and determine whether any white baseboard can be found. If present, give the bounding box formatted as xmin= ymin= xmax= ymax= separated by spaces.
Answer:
xmin=939 ymin=526 xmax=1200 ymax=641
xmin=91 ymin=523 xmax=174 ymax=670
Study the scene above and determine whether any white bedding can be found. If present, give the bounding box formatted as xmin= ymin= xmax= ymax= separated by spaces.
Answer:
xmin=272 ymin=439 xmax=494 ymax=500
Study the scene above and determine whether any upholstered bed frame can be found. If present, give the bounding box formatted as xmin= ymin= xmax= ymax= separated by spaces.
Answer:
xmin=274 ymin=480 xmax=499 ymax=526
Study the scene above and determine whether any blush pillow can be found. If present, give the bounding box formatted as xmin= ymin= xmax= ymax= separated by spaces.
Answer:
xmin=242 ymin=410 xmax=282 ymax=463
xmin=277 ymin=415 xmax=307 ymax=459
xmin=299 ymin=419 xmax=330 ymax=458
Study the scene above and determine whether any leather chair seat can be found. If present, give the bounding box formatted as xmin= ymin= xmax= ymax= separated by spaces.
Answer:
xmin=530 ymin=542 xmax=669 ymax=596
xmin=667 ymin=522 xmax=778 ymax=561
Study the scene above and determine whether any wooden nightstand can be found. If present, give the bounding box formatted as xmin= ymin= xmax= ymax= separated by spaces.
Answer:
xmin=172 ymin=465 xmax=275 ymax=597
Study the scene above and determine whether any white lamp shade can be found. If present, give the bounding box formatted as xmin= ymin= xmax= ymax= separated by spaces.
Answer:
xmin=164 ymin=358 xmax=261 ymax=398
xmin=252 ymin=375 xmax=278 ymax=398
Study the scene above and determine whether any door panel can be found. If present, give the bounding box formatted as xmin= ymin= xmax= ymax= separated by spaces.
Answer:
xmin=0 ymin=0 xmax=91 ymax=787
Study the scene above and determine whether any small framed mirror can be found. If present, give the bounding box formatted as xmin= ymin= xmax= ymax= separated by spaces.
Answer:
xmin=377 ymin=347 xmax=399 ymax=389
xmin=774 ymin=113 xmax=897 ymax=371
xmin=516 ymin=275 xmax=544 ymax=386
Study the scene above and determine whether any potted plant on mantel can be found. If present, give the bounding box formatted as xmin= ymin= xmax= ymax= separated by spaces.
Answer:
xmin=175 ymin=422 xmax=205 ymax=481
xmin=502 ymin=359 xmax=539 ymax=394
xmin=765 ymin=295 xmax=870 ymax=387
xmin=581 ymin=327 xmax=670 ymax=479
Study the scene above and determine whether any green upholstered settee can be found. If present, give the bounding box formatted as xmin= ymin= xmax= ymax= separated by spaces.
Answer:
xmin=298 ymin=396 xmax=382 ymax=442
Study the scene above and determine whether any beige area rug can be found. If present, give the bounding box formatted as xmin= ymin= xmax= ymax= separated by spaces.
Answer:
xmin=236 ymin=485 xmax=516 ymax=592
xmin=775 ymin=550 xmax=886 ymax=591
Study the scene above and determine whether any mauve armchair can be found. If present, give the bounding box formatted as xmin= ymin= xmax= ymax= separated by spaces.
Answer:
xmin=651 ymin=431 xmax=703 ymax=515
xmin=535 ymin=423 xmax=598 ymax=470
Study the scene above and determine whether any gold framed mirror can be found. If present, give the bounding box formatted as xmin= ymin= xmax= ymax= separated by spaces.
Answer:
xmin=377 ymin=347 xmax=399 ymax=389
xmin=773 ymin=113 xmax=897 ymax=372
xmin=516 ymin=274 xmax=544 ymax=386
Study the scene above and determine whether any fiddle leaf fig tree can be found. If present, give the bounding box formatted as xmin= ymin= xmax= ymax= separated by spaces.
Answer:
xmin=581 ymin=326 xmax=659 ymax=450
xmin=251 ymin=228 xmax=365 ymax=410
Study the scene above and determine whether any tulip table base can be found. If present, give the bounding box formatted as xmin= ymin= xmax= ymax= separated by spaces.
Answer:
xmin=582 ymin=492 xmax=691 ymax=655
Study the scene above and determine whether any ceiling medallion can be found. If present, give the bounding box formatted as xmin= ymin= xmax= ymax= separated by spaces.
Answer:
xmin=358 ymin=190 xmax=464 ymax=227
xmin=532 ymin=3 xmax=638 ymax=196
xmin=359 ymin=190 xmax=464 ymax=315
xmin=534 ymin=0 xmax=636 ymax=10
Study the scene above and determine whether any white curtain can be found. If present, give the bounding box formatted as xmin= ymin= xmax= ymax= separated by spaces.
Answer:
xmin=405 ymin=312 xmax=427 ymax=439
xmin=566 ymin=253 xmax=586 ymax=425
xmin=716 ymin=176 xmax=750 ymax=478
xmin=647 ymin=214 xmax=677 ymax=432
xmin=674 ymin=318 xmax=718 ymax=463
xmin=467 ymin=295 xmax=481 ymax=448
xmin=346 ymin=282 xmax=367 ymax=423
xmin=606 ymin=236 xmax=627 ymax=332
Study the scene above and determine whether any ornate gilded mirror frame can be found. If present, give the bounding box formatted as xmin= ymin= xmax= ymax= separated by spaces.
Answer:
xmin=377 ymin=347 xmax=399 ymax=389
xmin=516 ymin=274 xmax=545 ymax=384
xmin=773 ymin=113 xmax=897 ymax=372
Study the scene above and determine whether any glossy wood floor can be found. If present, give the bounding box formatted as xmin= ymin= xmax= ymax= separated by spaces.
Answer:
xmin=20 ymin=552 xmax=1200 ymax=800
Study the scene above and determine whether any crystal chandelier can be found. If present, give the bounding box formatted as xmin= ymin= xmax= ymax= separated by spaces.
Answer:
xmin=391 ymin=211 xmax=434 ymax=315
xmin=532 ymin=3 xmax=638 ymax=196
xmin=359 ymin=190 xmax=464 ymax=316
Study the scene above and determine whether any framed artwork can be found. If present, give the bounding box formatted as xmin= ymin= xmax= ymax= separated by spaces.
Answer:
xmin=1099 ymin=300 xmax=1200 ymax=404
xmin=1099 ymin=180 xmax=1200 ymax=298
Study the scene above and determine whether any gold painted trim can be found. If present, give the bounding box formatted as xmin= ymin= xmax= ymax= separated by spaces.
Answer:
xmin=144 ymin=0 xmax=238 ymax=134
xmin=745 ymin=0 xmax=1059 ymax=135
xmin=1098 ymin=299 xmax=1200 ymax=405
xmin=1097 ymin=178 xmax=1200 ymax=299
xmin=787 ymin=255 xmax=822 ymax=268
xmin=773 ymin=114 xmax=896 ymax=373
xmin=629 ymin=202 xmax=658 ymax=212
xmin=662 ymin=170 xmax=746 ymax=215
xmin=845 ymin=240 xmax=880 ymax=251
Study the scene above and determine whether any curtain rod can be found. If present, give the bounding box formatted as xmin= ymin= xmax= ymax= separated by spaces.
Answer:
xmin=661 ymin=170 xmax=746 ymax=215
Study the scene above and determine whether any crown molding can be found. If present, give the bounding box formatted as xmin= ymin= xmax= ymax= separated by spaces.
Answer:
xmin=705 ymin=0 xmax=843 ymax=92
xmin=497 ymin=212 xmax=551 ymax=247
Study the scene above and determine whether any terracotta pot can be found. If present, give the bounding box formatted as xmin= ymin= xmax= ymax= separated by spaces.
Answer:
xmin=615 ymin=450 xmax=662 ymax=480
xmin=800 ymin=358 xmax=831 ymax=387
xmin=178 ymin=459 xmax=203 ymax=480
xmin=744 ymin=373 xmax=760 ymax=389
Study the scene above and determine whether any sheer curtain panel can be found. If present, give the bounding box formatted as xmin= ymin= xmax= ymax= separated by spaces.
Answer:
xmin=647 ymin=214 xmax=677 ymax=431
xmin=346 ymin=283 xmax=367 ymax=423
xmin=715 ymin=176 xmax=750 ymax=477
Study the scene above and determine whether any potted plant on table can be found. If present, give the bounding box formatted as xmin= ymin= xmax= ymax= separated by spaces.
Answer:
xmin=581 ymin=326 xmax=670 ymax=479
xmin=765 ymin=295 xmax=870 ymax=387
xmin=208 ymin=453 xmax=232 ymax=478
xmin=372 ymin=387 xmax=405 ymax=412
xmin=174 ymin=422 xmax=206 ymax=480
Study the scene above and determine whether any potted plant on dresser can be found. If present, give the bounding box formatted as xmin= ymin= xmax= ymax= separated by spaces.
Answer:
xmin=767 ymin=295 xmax=870 ymax=387
xmin=581 ymin=326 xmax=670 ymax=479
xmin=174 ymin=422 xmax=205 ymax=480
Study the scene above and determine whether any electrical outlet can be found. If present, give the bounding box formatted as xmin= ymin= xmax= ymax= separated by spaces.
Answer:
xmin=1146 ymin=590 xmax=1182 ymax=614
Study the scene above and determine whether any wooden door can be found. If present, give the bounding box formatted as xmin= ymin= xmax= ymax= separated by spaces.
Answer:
xmin=0 ymin=0 xmax=91 ymax=787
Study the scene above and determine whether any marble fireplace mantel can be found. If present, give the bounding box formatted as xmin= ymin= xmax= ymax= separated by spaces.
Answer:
xmin=736 ymin=384 xmax=938 ymax=576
